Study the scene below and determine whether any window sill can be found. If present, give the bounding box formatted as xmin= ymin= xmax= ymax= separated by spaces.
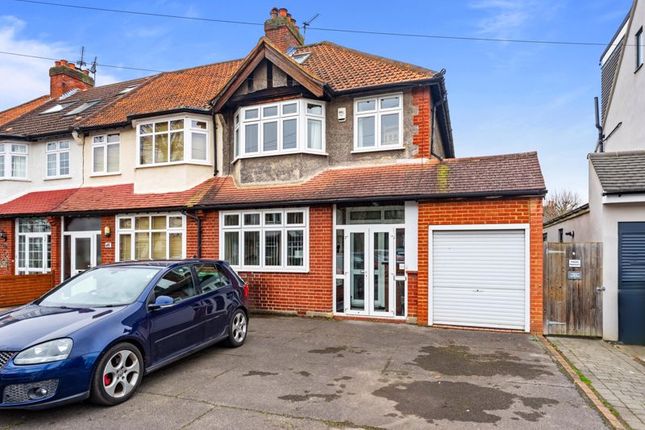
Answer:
xmin=44 ymin=176 xmax=72 ymax=181
xmin=90 ymin=171 xmax=122 ymax=178
xmin=351 ymin=146 xmax=405 ymax=154
xmin=0 ymin=178 xmax=30 ymax=182
xmin=135 ymin=161 xmax=211 ymax=169
xmin=230 ymin=266 xmax=310 ymax=274
xmin=232 ymin=150 xmax=328 ymax=163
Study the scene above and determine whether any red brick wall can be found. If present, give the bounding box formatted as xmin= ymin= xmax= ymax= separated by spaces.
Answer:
xmin=47 ymin=217 xmax=61 ymax=283
xmin=406 ymin=271 xmax=418 ymax=319
xmin=412 ymin=87 xmax=431 ymax=158
xmin=0 ymin=218 xmax=15 ymax=276
xmin=237 ymin=206 xmax=333 ymax=314
xmin=416 ymin=198 xmax=544 ymax=333
xmin=0 ymin=273 xmax=55 ymax=307
xmin=100 ymin=216 xmax=116 ymax=265
xmin=186 ymin=211 xmax=219 ymax=259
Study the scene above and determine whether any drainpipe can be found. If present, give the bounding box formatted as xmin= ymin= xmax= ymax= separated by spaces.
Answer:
xmin=430 ymin=97 xmax=445 ymax=161
xmin=183 ymin=211 xmax=202 ymax=258
xmin=594 ymin=97 xmax=605 ymax=153
xmin=212 ymin=114 xmax=218 ymax=176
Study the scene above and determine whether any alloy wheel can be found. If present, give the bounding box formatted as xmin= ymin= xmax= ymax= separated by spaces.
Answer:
xmin=232 ymin=312 xmax=247 ymax=343
xmin=102 ymin=349 xmax=141 ymax=399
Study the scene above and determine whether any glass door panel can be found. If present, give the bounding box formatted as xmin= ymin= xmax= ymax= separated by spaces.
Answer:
xmin=372 ymin=231 xmax=390 ymax=313
xmin=349 ymin=231 xmax=366 ymax=311
xmin=73 ymin=237 xmax=92 ymax=275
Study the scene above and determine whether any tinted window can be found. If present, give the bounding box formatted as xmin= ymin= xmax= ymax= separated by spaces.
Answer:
xmin=153 ymin=266 xmax=197 ymax=303
xmin=195 ymin=264 xmax=231 ymax=293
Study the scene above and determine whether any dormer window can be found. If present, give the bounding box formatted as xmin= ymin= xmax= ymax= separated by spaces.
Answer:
xmin=136 ymin=117 xmax=209 ymax=167
xmin=234 ymin=99 xmax=325 ymax=159
xmin=353 ymin=93 xmax=403 ymax=152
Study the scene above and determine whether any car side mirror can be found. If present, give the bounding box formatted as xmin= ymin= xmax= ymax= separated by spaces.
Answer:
xmin=148 ymin=295 xmax=173 ymax=310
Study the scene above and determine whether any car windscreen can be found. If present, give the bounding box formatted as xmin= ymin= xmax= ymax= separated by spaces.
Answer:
xmin=39 ymin=266 xmax=161 ymax=307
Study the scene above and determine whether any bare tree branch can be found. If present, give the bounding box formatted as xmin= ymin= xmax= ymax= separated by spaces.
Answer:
xmin=544 ymin=190 xmax=582 ymax=222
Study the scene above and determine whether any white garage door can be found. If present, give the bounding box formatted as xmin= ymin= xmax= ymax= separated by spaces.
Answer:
xmin=431 ymin=228 xmax=527 ymax=330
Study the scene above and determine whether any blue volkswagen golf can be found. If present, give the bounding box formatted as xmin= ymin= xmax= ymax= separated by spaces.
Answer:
xmin=0 ymin=260 xmax=249 ymax=409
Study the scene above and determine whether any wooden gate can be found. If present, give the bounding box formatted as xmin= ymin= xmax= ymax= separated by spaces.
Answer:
xmin=543 ymin=242 xmax=603 ymax=336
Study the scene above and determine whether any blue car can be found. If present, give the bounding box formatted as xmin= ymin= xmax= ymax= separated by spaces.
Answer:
xmin=0 ymin=260 xmax=249 ymax=409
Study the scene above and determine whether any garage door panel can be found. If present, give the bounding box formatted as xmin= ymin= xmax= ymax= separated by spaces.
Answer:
xmin=431 ymin=229 xmax=527 ymax=330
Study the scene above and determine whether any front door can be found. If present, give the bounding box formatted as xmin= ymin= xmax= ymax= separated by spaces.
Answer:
xmin=69 ymin=232 xmax=100 ymax=276
xmin=345 ymin=227 xmax=395 ymax=316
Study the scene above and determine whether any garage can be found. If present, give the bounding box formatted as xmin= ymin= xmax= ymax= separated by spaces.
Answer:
xmin=429 ymin=225 xmax=529 ymax=331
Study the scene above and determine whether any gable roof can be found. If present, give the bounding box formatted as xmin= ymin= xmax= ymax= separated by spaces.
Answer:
xmin=294 ymin=41 xmax=436 ymax=93
xmin=1 ymin=78 xmax=148 ymax=139
xmin=0 ymin=95 xmax=51 ymax=128
xmin=590 ymin=150 xmax=645 ymax=195
xmin=211 ymin=37 xmax=326 ymax=112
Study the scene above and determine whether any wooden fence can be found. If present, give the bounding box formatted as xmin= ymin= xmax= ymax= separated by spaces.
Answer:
xmin=0 ymin=273 xmax=55 ymax=307
xmin=543 ymin=242 xmax=603 ymax=336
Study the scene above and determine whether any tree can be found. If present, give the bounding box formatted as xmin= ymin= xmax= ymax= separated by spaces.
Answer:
xmin=544 ymin=190 xmax=582 ymax=222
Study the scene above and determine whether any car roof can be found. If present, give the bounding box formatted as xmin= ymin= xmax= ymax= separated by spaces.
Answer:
xmin=101 ymin=259 xmax=228 ymax=269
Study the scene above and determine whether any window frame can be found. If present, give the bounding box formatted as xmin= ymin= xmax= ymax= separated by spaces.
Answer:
xmin=233 ymin=99 xmax=326 ymax=160
xmin=220 ymin=208 xmax=309 ymax=273
xmin=636 ymin=27 xmax=644 ymax=71
xmin=134 ymin=115 xmax=210 ymax=168
xmin=91 ymin=133 xmax=121 ymax=176
xmin=0 ymin=143 xmax=29 ymax=180
xmin=44 ymin=140 xmax=71 ymax=179
xmin=115 ymin=213 xmax=186 ymax=262
xmin=15 ymin=218 xmax=51 ymax=274
xmin=353 ymin=92 xmax=404 ymax=152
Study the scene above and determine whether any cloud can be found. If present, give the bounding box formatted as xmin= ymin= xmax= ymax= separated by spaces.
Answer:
xmin=0 ymin=16 xmax=120 ymax=111
xmin=469 ymin=0 xmax=561 ymax=40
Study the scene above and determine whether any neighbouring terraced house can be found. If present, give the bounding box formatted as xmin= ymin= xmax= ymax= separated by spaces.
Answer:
xmin=0 ymin=7 xmax=546 ymax=332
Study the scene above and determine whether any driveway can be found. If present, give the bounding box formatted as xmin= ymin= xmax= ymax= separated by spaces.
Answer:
xmin=0 ymin=316 xmax=607 ymax=429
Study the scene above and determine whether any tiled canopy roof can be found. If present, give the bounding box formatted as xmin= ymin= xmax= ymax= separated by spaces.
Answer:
xmin=0 ymin=153 xmax=545 ymax=218
xmin=590 ymin=151 xmax=645 ymax=195
xmin=294 ymin=42 xmax=436 ymax=93
xmin=0 ymin=95 xmax=50 ymax=127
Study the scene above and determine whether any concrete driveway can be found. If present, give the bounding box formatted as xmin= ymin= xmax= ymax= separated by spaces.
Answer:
xmin=0 ymin=316 xmax=607 ymax=429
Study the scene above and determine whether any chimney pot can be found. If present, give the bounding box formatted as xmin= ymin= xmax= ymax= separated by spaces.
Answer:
xmin=49 ymin=58 xmax=94 ymax=98
xmin=264 ymin=7 xmax=304 ymax=52
xmin=279 ymin=8 xmax=288 ymax=17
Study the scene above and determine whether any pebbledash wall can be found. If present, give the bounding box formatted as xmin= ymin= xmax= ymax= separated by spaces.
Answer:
xmin=416 ymin=198 xmax=544 ymax=333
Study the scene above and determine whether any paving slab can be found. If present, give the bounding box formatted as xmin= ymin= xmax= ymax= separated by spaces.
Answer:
xmin=550 ymin=336 xmax=645 ymax=430
xmin=0 ymin=317 xmax=608 ymax=429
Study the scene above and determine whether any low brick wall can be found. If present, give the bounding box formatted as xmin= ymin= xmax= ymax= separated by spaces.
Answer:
xmin=0 ymin=273 xmax=55 ymax=307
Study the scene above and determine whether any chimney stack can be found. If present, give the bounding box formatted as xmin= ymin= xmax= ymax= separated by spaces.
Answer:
xmin=49 ymin=59 xmax=95 ymax=99
xmin=264 ymin=7 xmax=304 ymax=52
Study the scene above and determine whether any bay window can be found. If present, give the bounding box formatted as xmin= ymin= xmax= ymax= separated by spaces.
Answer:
xmin=0 ymin=143 xmax=28 ymax=179
xmin=16 ymin=218 xmax=51 ymax=274
xmin=221 ymin=208 xmax=308 ymax=272
xmin=92 ymin=133 xmax=120 ymax=174
xmin=234 ymin=99 xmax=325 ymax=159
xmin=46 ymin=140 xmax=70 ymax=178
xmin=116 ymin=214 xmax=185 ymax=261
xmin=137 ymin=117 xmax=209 ymax=166
xmin=354 ymin=93 xmax=403 ymax=151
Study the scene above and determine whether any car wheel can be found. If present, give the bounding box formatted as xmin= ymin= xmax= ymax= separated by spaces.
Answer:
xmin=90 ymin=343 xmax=144 ymax=406
xmin=227 ymin=309 xmax=248 ymax=347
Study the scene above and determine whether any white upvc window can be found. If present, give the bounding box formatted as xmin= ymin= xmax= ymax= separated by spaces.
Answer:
xmin=0 ymin=143 xmax=28 ymax=179
xmin=136 ymin=117 xmax=209 ymax=167
xmin=92 ymin=133 xmax=120 ymax=174
xmin=116 ymin=213 xmax=186 ymax=261
xmin=16 ymin=218 xmax=51 ymax=274
xmin=220 ymin=208 xmax=309 ymax=272
xmin=353 ymin=93 xmax=403 ymax=151
xmin=233 ymin=99 xmax=325 ymax=159
xmin=45 ymin=140 xmax=70 ymax=178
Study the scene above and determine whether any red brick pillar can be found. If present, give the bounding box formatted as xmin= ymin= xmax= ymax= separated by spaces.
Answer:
xmin=101 ymin=216 xmax=116 ymax=264
xmin=0 ymin=218 xmax=15 ymax=276
xmin=201 ymin=211 xmax=219 ymax=259
xmin=47 ymin=216 xmax=62 ymax=283
xmin=529 ymin=198 xmax=544 ymax=334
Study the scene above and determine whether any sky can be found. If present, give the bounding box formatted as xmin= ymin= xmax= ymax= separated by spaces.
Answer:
xmin=0 ymin=0 xmax=633 ymax=200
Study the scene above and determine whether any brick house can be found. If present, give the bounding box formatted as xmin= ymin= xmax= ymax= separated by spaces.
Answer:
xmin=0 ymin=8 xmax=546 ymax=332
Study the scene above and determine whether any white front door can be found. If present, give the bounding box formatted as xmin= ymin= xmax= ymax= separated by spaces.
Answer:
xmin=345 ymin=226 xmax=396 ymax=316
xmin=70 ymin=232 xmax=100 ymax=276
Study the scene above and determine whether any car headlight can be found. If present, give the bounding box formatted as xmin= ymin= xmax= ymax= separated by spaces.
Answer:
xmin=13 ymin=338 xmax=73 ymax=365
